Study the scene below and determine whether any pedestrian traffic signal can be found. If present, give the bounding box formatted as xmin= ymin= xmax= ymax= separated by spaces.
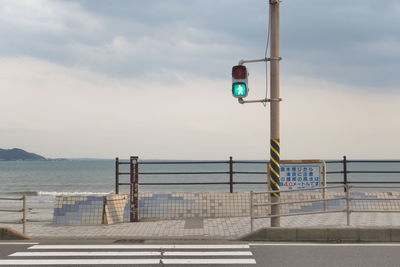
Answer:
xmin=232 ymin=65 xmax=248 ymax=98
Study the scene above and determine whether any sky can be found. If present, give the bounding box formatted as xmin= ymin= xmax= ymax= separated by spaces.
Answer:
xmin=1 ymin=0 xmax=399 ymax=160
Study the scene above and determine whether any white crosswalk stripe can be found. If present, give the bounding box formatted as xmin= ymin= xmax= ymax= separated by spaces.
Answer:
xmin=2 ymin=243 xmax=257 ymax=265
xmin=28 ymin=244 xmax=250 ymax=249
xmin=10 ymin=251 xmax=162 ymax=257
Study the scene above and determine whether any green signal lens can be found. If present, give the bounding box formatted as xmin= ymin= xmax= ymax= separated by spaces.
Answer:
xmin=232 ymin=82 xmax=248 ymax=98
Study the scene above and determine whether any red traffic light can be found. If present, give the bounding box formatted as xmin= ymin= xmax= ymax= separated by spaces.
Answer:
xmin=232 ymin=65 xmax=247 ymax=79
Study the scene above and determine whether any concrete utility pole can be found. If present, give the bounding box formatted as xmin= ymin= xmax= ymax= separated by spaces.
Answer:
xmin=232 ymin=0 xmax=282 ymax=227
xmin=269 ymin=0 xmax=281 ymax=227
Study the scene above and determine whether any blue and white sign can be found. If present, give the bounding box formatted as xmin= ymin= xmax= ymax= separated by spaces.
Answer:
xmin=278 ymin=163 xmax=323 ymax=190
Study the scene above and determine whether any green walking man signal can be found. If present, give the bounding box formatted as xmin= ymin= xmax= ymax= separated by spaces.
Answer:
xmin=232 ymin=65 xmax=248 ymax=98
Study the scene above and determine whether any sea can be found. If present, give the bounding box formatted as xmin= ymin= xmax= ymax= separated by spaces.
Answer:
xmin=1 ymin=159 xmax=399 ymax=223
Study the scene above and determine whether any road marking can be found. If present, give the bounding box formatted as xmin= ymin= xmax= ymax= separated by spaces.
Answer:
xmin=162 ymin=258 xmax=256 ymax=264
xmin=10 ymin=251 xmax=161 ymax=257
xmin=164 ymin=251 xmax=253 ymax=256
xmin=0 ymin=259 xmax=160 ymax=265
xmin=249 ymin=243 xmax=400 ymax=247
xmin=0 ymin=243 xmax=38 ymax=245
xmin=29 ymin=244 xmax=250 ymax=250
xmin=8 ymin=244 xmax=257 ymax=265
xmin=12 ymin=251 xmax=253 ymax=257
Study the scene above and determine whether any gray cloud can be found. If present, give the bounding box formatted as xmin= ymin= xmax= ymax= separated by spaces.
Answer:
xmin=0 ymin=0 xmax=399 ymax=89
xmin=282 ymin=0 xmax=400 ymax=89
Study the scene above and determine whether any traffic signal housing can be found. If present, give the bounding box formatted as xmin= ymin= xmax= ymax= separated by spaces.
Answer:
xmin=232 ymin=65 xmax=248 ymax=98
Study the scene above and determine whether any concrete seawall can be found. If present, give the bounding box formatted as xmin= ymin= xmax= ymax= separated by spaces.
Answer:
xmin=241 ymin=227 xmax=400 ymax=242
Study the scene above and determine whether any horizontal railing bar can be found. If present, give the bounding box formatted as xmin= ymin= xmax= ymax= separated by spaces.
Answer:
xmin=351 ymin=210 xmax=400 ymax=213
xmin=233 ymin=161 xmax=268 ymax=164
xmin=27 ymin=219 xmax=52 ymax=222
xmin=252 ymin=185 xmax=344 ymax=194
xmin=350 ymin=197 xmax=400 ymax=201
xmin=139 ymin=161 xmax=229 ymax=165
xmin=0 ymin=197 xmax=23 ymax=201
xmin=119 ymin=182 xmax=232 ymax=186
xmin=119 ymin=159 xmax=400 ymax=165
xmin=139 ymin=172 xmax=230 ymax=175
xmin=347 ymin=160 xmax=400 ymax=163
xmin=253 ymin=197 xmax=346 ymax=207
xmin=326 ymin=171 xmax=344 ymax=174
xmin=234 ymin=172 xmax=268 ymax=175
xmin=0 ymin=209 xmax=23 ymax=212
xmin=234 ymin=182 xmax=267 ymax=184
xmin=139 ymin=182 xmax=230 ymax=185
xmin=117 ymin=181 xmax=400 ymax=186
xmin=0 ymin=221 xmax=21 ymax=224
xmin=350 ymin=185 xmax=400 ymax=189
xmin=324 ymin=160 xmax=343 ymax=164
xmin=326 ymin=181 xmax=400 ymax=184
xmin=253 ymin=209 xmax=346 ymax=219
xmin=347 ymin=171 xmax=400 ymax=174
xmin=347 ymin=181 xmax=400 ymax=184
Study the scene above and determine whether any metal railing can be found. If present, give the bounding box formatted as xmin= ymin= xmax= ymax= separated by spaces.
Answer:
xmin=0 ymin=195 xmax=27 ymax=234
xmin=250 ymin=184 xmax=400 ymax=230
xmin=115 ymin=156 xmax=400 ymax=193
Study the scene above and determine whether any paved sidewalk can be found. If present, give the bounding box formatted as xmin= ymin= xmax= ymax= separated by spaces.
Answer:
xmin=3 ymin=213 xmax=400 ymax=239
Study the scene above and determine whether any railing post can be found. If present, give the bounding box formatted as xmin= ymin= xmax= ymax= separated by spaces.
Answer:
xmin=250 ymin=191 xmax=254 ymax=232
xmin=343 ymin=155 xmax=348 ymax=192
xmin=345 ymin=184 xmax=351 ymax=226
xmin=22 ymin=195 xmax=26 ymax=235
xmin=115 ymin=157 xmax=119 ymax=194
xmin=322 ymin=160 xmax=327 ymax=212
xmin=130 ymin=156 xmax=139 ymax=222
xmin=229 ymin=156 xmax=233 ymax=193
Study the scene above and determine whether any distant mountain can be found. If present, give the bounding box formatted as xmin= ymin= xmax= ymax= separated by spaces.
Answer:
xmin=0 ymin=148 xmax=46 ymax=161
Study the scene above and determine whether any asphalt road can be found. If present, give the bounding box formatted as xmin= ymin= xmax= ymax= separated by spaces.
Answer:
xmin=1 ymin=240 xmax=400 ymax=266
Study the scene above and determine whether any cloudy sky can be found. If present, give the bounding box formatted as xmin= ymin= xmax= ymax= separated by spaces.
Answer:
xmin=1 ymin=0 xmax=399 ymax=160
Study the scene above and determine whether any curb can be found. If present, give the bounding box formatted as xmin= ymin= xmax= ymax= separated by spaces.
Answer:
xmin=240 ymin=227 xmax=400 ymax=242
xmin=0 ymin=227 xmax=31 ymax=240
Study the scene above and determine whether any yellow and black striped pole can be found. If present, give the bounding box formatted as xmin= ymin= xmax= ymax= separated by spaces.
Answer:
xmin=269 ymin=0 xmax=281 ymax=227
xmin=270 ymin=139 xmax=281 ymax=196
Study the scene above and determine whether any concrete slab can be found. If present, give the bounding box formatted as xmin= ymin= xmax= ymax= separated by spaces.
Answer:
xmin=328 ymin=227 xmax=359 ymax=242
xmin=390 ymin=228 xmax=400 ymax=242
xmin=266 ymin=227 xmax=296 ymax=241
xmin=297 ymin=227 xmax=328 ymax=241
xmin=184 ymin=218 xmax=204 ymax=229
xmin=359 ymin=228 xmax=391 ymax=242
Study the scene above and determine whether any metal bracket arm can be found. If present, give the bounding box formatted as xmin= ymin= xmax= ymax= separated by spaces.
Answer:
xmin=239 ymin=57 xmax=282 ymax=65
xmin=238 ymin=98 xmax=282 ymax=104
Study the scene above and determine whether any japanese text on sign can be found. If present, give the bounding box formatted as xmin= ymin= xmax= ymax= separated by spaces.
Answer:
xmin=279 ymin=164 xmax=322 ymax=190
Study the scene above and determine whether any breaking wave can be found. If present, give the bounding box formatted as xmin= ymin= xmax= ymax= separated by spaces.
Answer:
xmin=4 ymin=191 xmax=114 ymax=196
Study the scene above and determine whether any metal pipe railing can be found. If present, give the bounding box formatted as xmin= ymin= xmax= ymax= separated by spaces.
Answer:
xmin=115 ymin=156 xmax=400 ymax=199
xmin=250 ymin=184 xmax=400 ymax=229
xmin=252 ymin=197 xmax=346 ymax=207
xmin=253 ymin=209 xmax=346 ymax=219
xmin=0 ymin=195 xmax=27 ymax=234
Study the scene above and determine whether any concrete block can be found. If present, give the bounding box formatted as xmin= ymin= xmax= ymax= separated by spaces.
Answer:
xmin=328 ymin=227 xmax=359 ymax=241
xmin=390 ymin=228 xmax=400 ymax=241
xmin=240 ymin=228 xmax=268 ymax=241
xmin=359 ymin=227 xmax=391 ymax=242
xmin=297 ymin=227 xmax=328 ymax=241
xmin=266 ymin=227 xmax=296 ymax=241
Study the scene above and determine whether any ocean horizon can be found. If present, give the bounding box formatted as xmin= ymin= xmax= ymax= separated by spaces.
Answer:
xmin=1 ymin=159 xmax=400 ymax=196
